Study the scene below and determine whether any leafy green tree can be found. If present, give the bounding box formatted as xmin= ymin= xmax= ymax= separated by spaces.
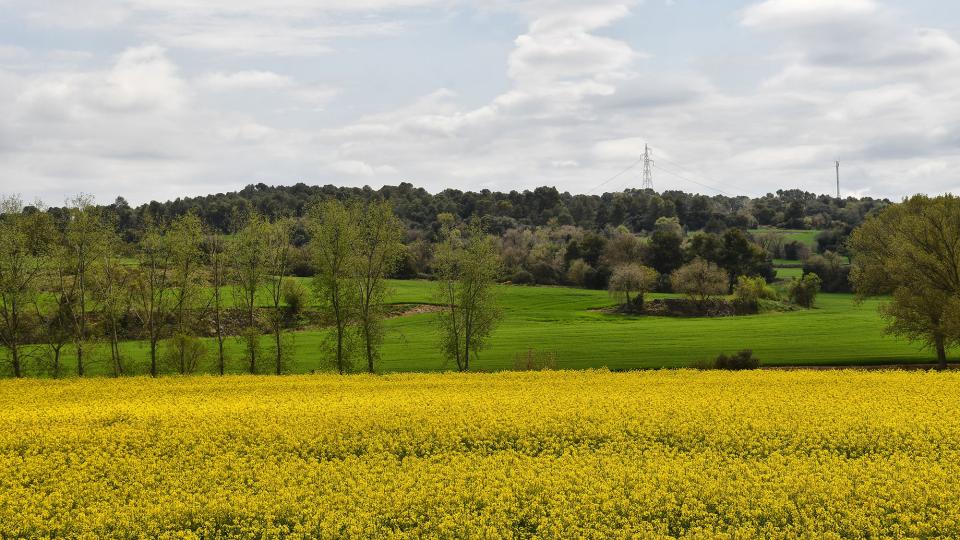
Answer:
xmin=308 ymin=200 xmax=359 ymax=374
xmin=36 ymin=237 xmax=76 ymax=378
xmin=129 ymin=217 xmax=174 ymax=377
xmin=601 ymin=227 xmax=645 ymax=269
xmin=646 ymin=227 xmax=684 ymax=275
xmin=166 ymin=214 xmax=205 ymax=375
xmin=720 ymin=228 xmax=774 ymax=285
xmin=787 ymin=273 xmax=822 ymax=309
xmin=62 ymin=195 xmax=112 ymax=376
xmin=434 ymin=219 xmax=501 ymax=372
xmin=0 ymin=196 xmax=52 ymax=377
xmin=354 ymin=200 xmax=404 ymax=373
xmin=850 ymin=195 xmax=960 ymax=368
xmin=608 ymin=263 xmax=658 ymax=310
xmin=264 ymin=219 xmax=294 ymax=375
xmin=96 ymin=254 xmax=131 ymax=377
xmin=230 ymin=213 xmax=270 ymax=374
xmin=203 ymin=229 xmax=231 ymax=375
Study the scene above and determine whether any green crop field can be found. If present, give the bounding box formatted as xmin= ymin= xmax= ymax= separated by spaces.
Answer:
xmin=12 ymin=279 xmax=935 ymax=377
xmin=774 ymin=266 xmax=803 ymax=279
xmin=750 ymin=228 xmax=820 ymax=249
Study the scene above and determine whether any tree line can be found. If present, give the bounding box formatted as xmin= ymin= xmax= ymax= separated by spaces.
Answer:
xmin=0 ymin=195 xmax=501 ymax=378
xmin=50 ymin=183 xmax=886 ymax=243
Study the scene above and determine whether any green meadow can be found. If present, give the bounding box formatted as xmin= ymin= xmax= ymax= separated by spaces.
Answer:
xmin=15 ymin=279 xmax=934 ymax=377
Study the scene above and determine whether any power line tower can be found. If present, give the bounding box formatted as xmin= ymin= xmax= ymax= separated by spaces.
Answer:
xmin=642 ymin=144 xmax=654 ymax=190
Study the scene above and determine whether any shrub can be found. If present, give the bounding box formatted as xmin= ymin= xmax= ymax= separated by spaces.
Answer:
xmin=715 ymin=349 xmax=761 ymax=370
xmin=513 ymin=349 xmax=559 ymax=371
xmin=783 ymin=240 xmax=810 ymax=261
xmin=733 ymin=275 xmax=778 ymax=305
xmin=162 ymin=333 xmax=207 ymax=375
xmin=691 ymin=349 xmax=760 ymax=370
xmin=803 ymin=252 xmax=851 ymax=292
xmin=788 ymin=273 xmax=823 ymax=308
xmin=282 ymin=280 xmax=309 ymax=324
xmin=511 ymin=269 xmax=535 ymax=285
xmin=670 ymin=258 xmax=728 ymax=305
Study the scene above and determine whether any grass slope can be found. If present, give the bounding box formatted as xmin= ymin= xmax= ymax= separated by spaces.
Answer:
xmin=377 ymin=281 xmax=929 ymax=371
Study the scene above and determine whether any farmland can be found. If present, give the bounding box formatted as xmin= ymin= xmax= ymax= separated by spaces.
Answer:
xmin=13 ymin=279 xmax=932 ymax=377
xmin=4 ymin=370 xmax=960 ymax=538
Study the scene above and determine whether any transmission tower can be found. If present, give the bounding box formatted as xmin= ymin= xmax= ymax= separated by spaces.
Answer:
xmin=642 ymin=144 xmax=654 ymax=190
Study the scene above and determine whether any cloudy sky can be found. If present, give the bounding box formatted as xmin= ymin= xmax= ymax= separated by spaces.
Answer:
xmin=1 ymin=0 xmax=958 ymax=205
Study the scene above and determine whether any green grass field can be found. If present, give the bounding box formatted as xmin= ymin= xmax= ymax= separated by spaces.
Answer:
xmin=14 ymin=279 xmax=936 ymax=377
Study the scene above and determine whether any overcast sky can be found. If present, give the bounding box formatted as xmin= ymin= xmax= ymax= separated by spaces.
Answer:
xmin=1 ymin=0 xmax=959 ymax=205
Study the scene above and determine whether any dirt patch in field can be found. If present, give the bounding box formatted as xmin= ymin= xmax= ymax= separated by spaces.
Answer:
xmin=387 ymin=304 xmax=442 ymax=318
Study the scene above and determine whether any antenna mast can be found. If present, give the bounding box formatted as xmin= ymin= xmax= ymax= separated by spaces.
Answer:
xmin=835 ymin=161 xmax=840 ymax=198
xmin=642 ymin=144 xmax=654 ymax=190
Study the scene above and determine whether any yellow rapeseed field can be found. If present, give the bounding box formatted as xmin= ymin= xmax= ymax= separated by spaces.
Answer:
xmin=3 ymin=370 xmax=960 ymax=538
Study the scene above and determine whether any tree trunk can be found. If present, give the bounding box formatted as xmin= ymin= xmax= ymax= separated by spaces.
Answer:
xmin=336 ymin=321 xmax=344 ymax=375
xmin=275 ymin=329 xmax=282 ymax=375
xmin=464 ymin=318 xmax=471 ymax=372
xmin=76 ymin=342 xmax=84 ymax=377
xmin=366 ymin=328 xmax=374 ymax=374
xmin=217 ymin=336 xmax=225 ymax=376
xmin=11 ymin=347 xmax=21 ymax=378
xmin=150 ymin=339 xmax=158 ymax=377
xmin=936 ymin=335 xmax=948 ymax=371
xmin=52 ymin=347 xmax=61 ymax=379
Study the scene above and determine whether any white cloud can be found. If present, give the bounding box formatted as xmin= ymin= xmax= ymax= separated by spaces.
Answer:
xmin=3 ymin=0 xmax=960 ymax=204
xmin=741 ymin=0 xmax=878 ymax=28
xmin=200 ymin=70 xmax=295 ymax=91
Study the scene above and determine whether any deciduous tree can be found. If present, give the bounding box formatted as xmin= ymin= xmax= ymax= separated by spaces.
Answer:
xmin=434 ymin=219 xmax=501 ymax=372
xmin=608 ymin=263 xmax=659 ymax=310
xmin=308 ymin=200 xmax=359 ymax=374
xmin=129 ymin=217 xmax=173 ymax=377
xmin=850 ymin=195 xmax=960 ymax=368
xmin=62 ymin=195 xmax=112 ymax=376
xmin=354 ymin=200 xmax=404 ymax=373
xmin=0 ymin=197 xmax=52 ymax=377
xmin=230 ymin=213 xmax=269 ymax=374
xmin=264 ymin=219 xmax=294 ymax=375
xmin=670 ymin=258 xmax=728 ymax=306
